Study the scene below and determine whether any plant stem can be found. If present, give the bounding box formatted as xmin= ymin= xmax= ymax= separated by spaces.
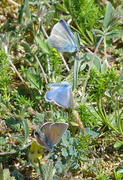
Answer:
xmin=4 ymin=45 xmax=32 ymax=96
xmin=60 ymin=52 xmax=70 ymax=71
xmin=42 ymin=0 xmax=51 ymax=7
xmin=81 ymin=36 xmax=104 ymax=102
xmin=8 ymin=59 xmax=26 ymax=84
xmin=35 ymin=55 xmax=48 ymax=84
xmin=104 ymin=35 xmax=107 ymax=60
xmin=10 ymin=162 xmax=30 ymax=175
xmin=8 ymin=0 xmax=21 ymax=7
xmin=37 ymin=158 xmax=44 ymax=180
xmin=73 ymin=56 xmax=78 ymax=90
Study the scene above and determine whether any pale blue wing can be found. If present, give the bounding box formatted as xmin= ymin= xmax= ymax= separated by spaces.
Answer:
xmin=59 ymin=19 xmax=76 ymax=44
xmin=48 ymin=35 xmax=77 ymax=53
xmin=49 ymin=20 xmax=74 ymax=45
xmin=48 ymin=82 xmax=72 ymax=89
xmin=48 ymin=19 xmax=79 ymax=53
xmin=45 ymin=86 xmax=72 ymax=109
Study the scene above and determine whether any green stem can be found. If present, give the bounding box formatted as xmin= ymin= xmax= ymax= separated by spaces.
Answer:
xmin=42 ymin=0 xmax=51 ymax=7
xmin=81 ymin=36 xmax=104 ymax=102
xmin=73 ymin=58 xmax=77 ymax=90
xmin=73 ymin=55 xmax=79 ymax=90
xmin=37 ymin=158 xmax=44 ymax=180
xmin=104 ymin=35 xmax=107 ymax=60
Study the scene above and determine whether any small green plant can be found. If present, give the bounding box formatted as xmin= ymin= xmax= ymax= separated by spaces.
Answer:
xmin=87 ymin=68 xmax=118 ymax=101
xmin=53 ymin=130 xmax=88 ymax=172
xmin=0 ymin=47 xmax=11 ymax=101
xmin=0 ymin=163 xmax=16 ymax=180
xmin=63 ymin=0 xmax=101 ymax=44
xmin=40 ymin=160 xmax=56 ymax=180
xmin=113 ymin=169 xmax=123 ymax=180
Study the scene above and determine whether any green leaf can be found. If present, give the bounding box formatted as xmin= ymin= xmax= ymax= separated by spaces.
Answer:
xmin=114 ymin=170 xmax=123 ymax=180
xmin=22 ymin=41 xmax=31 ymax=53
xmin=85 ymin=127 xmax=99 ymax=138
xmin=6 ymin=117 xmax=22 ymax=131
xmin=101 ymin=62 xmax=108 ymax=73
xmin=103 ymin=2 xmax=114 ymax=29
xmin=61 ymin=148 xmax=68 ymax=157
xmin=106 ymin=30 xmax=123 ymax=38
xmin=93 ymin=29 xmax=104 ymax=35
xmin=69 ymin=145 xmax=76 ymax=156
xmin=12 ymin=135 xmax=24 ymax=144
xmin=56 ymin=3 xmax=68 ymax=12
xmin=44 ymin=160 xmax=56 ymax=179
xmin=3 ymin=169 xmax=11 ymax=180
xmin=35 ymin=36 xmax=51 ymax=54
xmin=0 ymin=137 xmax=6 ymax=146
xmin=27 ymin=72 xmax=42 ymax=90
xmin=114 ymin=141 xmax=123 ymax=150
xmin=32 ymin=113 xmax=46 ymax=124
xmin=62 ymin=130 xmax=70 ymax=146
xmin=86 ymin=29 xmax=94 ymax=43
xmin=23 ymin=119 xmax=29 ymax=143
xmin=85 ymin=53 xmax=101 ymax=72
xmin=74 ymin=32 xmax=80 ymax=47
xmin=12 ymin=172 xmax=24 ymax=180
xmin=46 ymin=4 xmax=56 ymax=28
xmin=18 ymin=5 xmax=24 ymax=24
xmin=9 ymin=177 xmax=16 ymax=180
xmin=55 ymin=160 xmax=63 ymax=173
xmin=24 ymin=0 xmax=31 ymax=19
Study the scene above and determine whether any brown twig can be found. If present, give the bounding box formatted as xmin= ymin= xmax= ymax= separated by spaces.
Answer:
xmin=8 ymin=59 xmax=33 ymax=96
xmin=8 ymin=0 xmax=21 ymax=7
xmin=35 ymin=55 xmax=48 ymax=84
xmin=80 ymin=42 xmax=93 ymax=54
xmin=0 ymin=143 xmax=31 ymax=155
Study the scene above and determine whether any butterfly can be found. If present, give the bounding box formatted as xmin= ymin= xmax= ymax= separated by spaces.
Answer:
xmin=44 ymin=82 xmax=74 ymax=109
xmin=48 ymin=19 xmax=79 ymax=53
xmin=34 ymin=122 xmax=68 ymax=151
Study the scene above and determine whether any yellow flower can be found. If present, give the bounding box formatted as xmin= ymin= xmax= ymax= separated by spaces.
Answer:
xmin=29 ymin=141 xmax=46 ymax=167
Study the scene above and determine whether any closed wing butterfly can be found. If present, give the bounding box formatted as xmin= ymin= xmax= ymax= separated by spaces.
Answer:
xmin=48 ymin=19 xmax=79 ymax=53
xmin=34 ymin=122 xmax=68 ymax=150
xmin=44 ymin=82 xmax=74 ymax=109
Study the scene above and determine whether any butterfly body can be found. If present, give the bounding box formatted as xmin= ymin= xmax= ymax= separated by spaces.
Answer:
xmin=48 ymin=19 xmax=79 ymax=53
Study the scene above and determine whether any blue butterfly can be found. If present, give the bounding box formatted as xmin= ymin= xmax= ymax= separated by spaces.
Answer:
xmin=48 ymin=19 xmax=79 ymax=53
xmin=45 ymin=82 xmax=74 ymax=109
xmin=34 ymin=122 xmax=68 ymax=150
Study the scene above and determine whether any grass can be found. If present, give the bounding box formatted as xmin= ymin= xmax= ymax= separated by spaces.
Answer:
xmin=0 ymin=0 xmax=123 ymax=179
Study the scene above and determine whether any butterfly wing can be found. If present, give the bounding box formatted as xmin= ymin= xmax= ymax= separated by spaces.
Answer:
xmin=48 ymin=82 xmax=72 ymax=89
xmin=49 ymin=122 xmax=68 ymax=146
xmin=48 ymin=35 xmax=76 ymax=53
xmin=45 ymin=87 xmax=61 ymax=104
xmin=49 ymin=20 xmax=74 ymax=44
xmin=35 ymin=122 xmax=69 ymax=150
xmin=48 ymin=19 xmax=79 ymax=53
xmin=45 ymin=84 xmax=73 ymax=109
xmin=59 ymin=19 xmax=76 ymax=44
xmin=40 ymin=122 xmax=53 ymax=137
xmin=34 ymin=131 xmax=50 ymax=149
